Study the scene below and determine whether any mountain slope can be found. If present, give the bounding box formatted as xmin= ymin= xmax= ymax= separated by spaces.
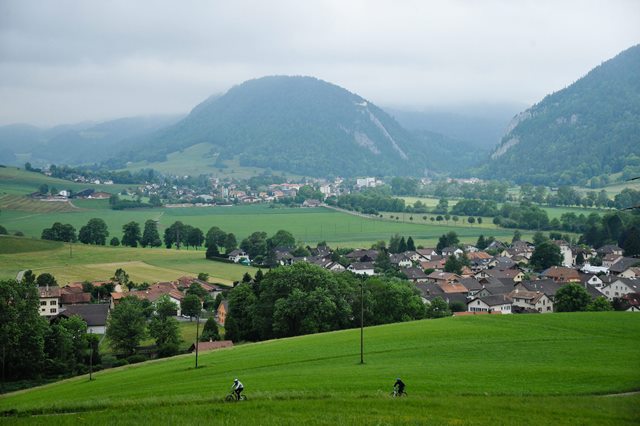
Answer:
xmin=128 ymin=76 xmax=436 ymax=177
xmin=478 ymin=44 xmax=640 ymax=186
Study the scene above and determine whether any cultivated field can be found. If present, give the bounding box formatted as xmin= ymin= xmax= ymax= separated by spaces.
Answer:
xmin=0 ymin=236 xmax=258 ymax=285
xmin=0 ymin=312 xmax=638 ymax=425
xmin=1 ymin=202 xmax=522 ymax=249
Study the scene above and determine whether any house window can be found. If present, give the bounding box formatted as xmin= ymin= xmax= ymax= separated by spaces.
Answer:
xmin=49 ymin=308 xmax=56 ymax=313
xmin=50 ymin=300 xmax=57 ymax=305
xmin=40 ymin=301 xmax=47 ymax=306
xmin=477 ymin=301 xmax=480 ymax=305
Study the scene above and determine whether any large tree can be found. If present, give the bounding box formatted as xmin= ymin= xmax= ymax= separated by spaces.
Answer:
xmin=78 ymin=218 xmax=109 ymax=245
xmin=164 ymin=221 xmax=186 ymax=249
xmin=106 ymin=296 xmax=147 ymax=356
xmin=187 ymin=227 xmax=205 ymax=250
xmin=530 ymin=241 xmax=563 ymax=271
xmin=121 ymin=221 xmax=142 ymax=247
xmin=149 ymin=295 xmax=181 ymax=357
xmin=554 ymin=284 xmax=591 ymax=312
xmin=268 ymin=229 xmax=296 ymax=248
xmin=180 ymin=294 xmax=202 ymax=320
xmin=205 ymin=226 xmax=227 ymax=249
xmin=140 ymin=219 xmax=162 ymax=248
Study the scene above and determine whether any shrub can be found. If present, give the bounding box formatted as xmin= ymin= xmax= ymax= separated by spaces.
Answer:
xmin=126 ymin=354 xmax=148 ymax=364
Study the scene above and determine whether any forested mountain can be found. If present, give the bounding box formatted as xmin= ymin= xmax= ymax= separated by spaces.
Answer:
xmin=126 ymin=76 xmax=458 ymax=177
xmin=0 ymin=115 xmax=182 ymax=167
xmin=476 ymin=44 xmax=640 ymax=186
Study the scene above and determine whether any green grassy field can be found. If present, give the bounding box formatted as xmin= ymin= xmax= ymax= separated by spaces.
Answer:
xmin=1 ymin=203 xmax=520 ymax=249
xmin=0 ymin=236 xmax=258 ymax=285
xmin=401 ymin=196 xmax=613 ymax=220
xmin=123 ymin=144 xmax=291 ymax=180
xmin=0 ymin=313 xmax=638 ymax=424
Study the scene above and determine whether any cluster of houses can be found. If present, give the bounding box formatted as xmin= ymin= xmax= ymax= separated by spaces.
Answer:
xmin=31 ymin=239 xmax=639 ymax=346
xmin=226 ymin=240 xmax=640 ymax=314
xmin=35 ymin=276 xmax=230 ymax=335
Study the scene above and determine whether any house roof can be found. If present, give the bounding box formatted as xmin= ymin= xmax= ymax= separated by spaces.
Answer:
xmin=438 ymin=282 xmax=468 ymax=294
xmin=188 ymin=340 xmax=233 ymax=352
xmin=458 ymin=278 xmax=483 ymax=291
xmin=61 ymin=292 xmax=92 ymax=304
xmin=467 ymin=251 xmax=492 ymax=260
xmin=401 ymin=267 xmax=428 ymax=280
xmin=541 ymin=266 xmax=580 ymax=281
xmin=469 ymin=294 xmax=512 ymax=306
xmin=38 ymin=286 xmax=61 ymax=298
xmin=486 ymin=269 xmax=521 ymax=279
xmin=427 ymin=271 xmax=460 ymax=281
xmin=59 ymin=303 xmax=109 ymax=326
xmin=518 ymin=279 xmax=562 ymax=297
xmin=345 ymin=249 xmax=379 ymax=260
xmin=609 ymin=257 xmax=640 ymax=274
xmin=415 ymin=282 xmax=444 ymax=298
xmin=349 ymin=262 xmax=375 ymax=270
xmin=597 ymin=244 xmax=622 ymax=255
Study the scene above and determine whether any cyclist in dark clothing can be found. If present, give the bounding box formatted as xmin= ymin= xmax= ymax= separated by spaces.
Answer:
xmin=394 ymin=378 xmax=405 ymax=395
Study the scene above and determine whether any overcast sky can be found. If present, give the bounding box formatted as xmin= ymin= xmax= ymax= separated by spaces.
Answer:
xmin=0 ymin=0 xmax=638 ymax=126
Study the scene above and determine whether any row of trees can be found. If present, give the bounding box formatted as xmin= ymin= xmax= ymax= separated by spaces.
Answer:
xmin=225 ymin=263 xmax=426 ymax=342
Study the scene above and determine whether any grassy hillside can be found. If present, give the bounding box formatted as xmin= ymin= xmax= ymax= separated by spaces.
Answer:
xmin=0 ymin=167 xmax=129 ymax=195
xmin=0 ymin=236 xmax=257 ymax=285
xmin=0 ymin=313 xmax=638 ymax=424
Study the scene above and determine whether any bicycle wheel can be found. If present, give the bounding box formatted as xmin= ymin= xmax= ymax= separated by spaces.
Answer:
xmin=240 ymin=394 xmax=248 ymax=401
xmin=225 ymin=394 xmax=236 ymax=402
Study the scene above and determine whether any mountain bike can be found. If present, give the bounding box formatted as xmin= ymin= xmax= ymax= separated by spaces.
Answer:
xmin=225 ymin=392 xmax=248 ymax=402
xmin=391 ymin=388 xmax=407 ymax=397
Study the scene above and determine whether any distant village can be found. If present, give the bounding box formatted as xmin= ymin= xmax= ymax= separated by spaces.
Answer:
xmin=30 ymin=237 xmax=640 ymax=340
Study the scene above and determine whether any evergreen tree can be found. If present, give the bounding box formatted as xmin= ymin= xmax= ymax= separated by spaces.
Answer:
xmin=406 ymin=236 xmax=416 ymax=251
xmin=141 ymin=219 xmax=162 ymax=248
xmin=199 ymin=317 xmax=221 ymax=342
xmin=476 ymin=235 xmax=487 ymax=250
xmin=121 ymin=221 xmax=141 ymax=247
xmin=398 ymin=237 xmax=407 ymax=253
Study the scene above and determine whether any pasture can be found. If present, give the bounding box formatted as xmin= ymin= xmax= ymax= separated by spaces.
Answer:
xmin=1 ymin=202 xmax=521 ymax=249
xmin=0 ymin=236 xmax=258 ymax=285
xmin=0 ymin=312 xmax=638 ymax=425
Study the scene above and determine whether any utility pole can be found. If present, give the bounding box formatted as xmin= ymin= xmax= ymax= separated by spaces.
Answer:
xmin=195 ymin=315 xmax=200 ymax=368
xmin=89 ymin=331 xmax=93 ymax=381
xmin=360 ymin=280 xmax=364 ymax=364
